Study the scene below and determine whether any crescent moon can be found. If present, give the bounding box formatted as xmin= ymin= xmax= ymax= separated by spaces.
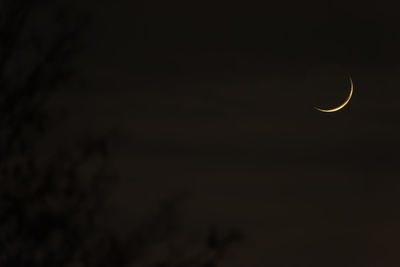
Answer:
xmin=314 ymin=76 xmax=354 ymax=113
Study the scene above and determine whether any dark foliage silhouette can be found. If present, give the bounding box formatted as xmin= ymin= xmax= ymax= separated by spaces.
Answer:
xmin=0 ymin=1 xmax=242 ymax=266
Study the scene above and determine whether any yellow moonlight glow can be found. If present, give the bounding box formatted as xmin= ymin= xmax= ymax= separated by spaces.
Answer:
xmin=314 ymin=76 xmax=354 ymax=113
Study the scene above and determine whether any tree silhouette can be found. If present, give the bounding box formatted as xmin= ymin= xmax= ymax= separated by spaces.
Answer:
xmin=0 ymin=1 xmax=242 ymax=266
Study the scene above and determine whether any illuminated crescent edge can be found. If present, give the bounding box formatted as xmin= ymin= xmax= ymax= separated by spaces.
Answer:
xmin=314 ymin=76 xmax=354 ymax=113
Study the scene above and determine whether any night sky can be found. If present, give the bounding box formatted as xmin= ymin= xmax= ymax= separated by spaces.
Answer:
xmin=51 ymin=0 xmax=400 ymax=266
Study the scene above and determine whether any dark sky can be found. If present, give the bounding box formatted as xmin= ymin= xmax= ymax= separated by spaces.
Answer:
xmin=54 ymin=0 xmax=400 ymax=265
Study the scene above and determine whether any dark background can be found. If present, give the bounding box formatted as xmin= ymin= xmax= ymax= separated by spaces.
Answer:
xmin=76 ymin=0 xmax=400 ymax=266
xmin=7 ymin=0 xmax=400 ymax=266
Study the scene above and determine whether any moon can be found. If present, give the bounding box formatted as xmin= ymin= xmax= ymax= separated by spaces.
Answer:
xmin=314 ymin=76 xmax=354 ymax=113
